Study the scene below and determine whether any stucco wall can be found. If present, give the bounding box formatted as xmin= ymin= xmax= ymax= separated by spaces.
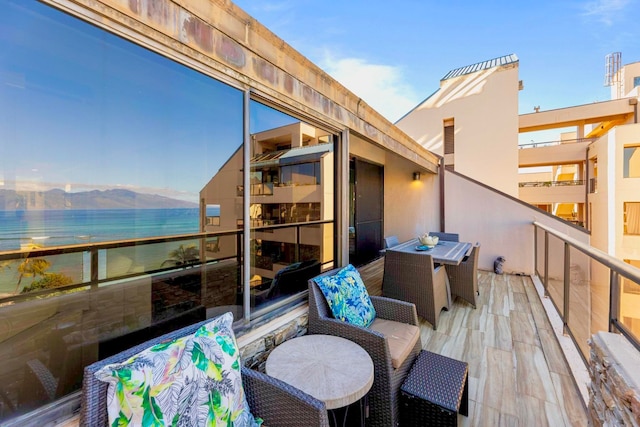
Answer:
xmin=445 ymin=170 xmax=589 ymax=274
xmin=613 ymin=124 xmax=640 ymax=262
xmin=396 ymin=65 xmax=520 ymax=197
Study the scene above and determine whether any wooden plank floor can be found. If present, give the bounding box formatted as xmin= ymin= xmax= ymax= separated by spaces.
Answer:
xmin=359 ymin=259 xmax=588 ymax=426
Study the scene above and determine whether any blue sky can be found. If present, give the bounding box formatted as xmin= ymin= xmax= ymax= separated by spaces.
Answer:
xmin=233 ymin=0 xmax=640 ymax=123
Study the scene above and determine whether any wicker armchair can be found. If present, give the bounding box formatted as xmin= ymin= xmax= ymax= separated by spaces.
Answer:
xmin=81 ymin=317 xmax=330 ymax=427
xmin=308 ymin=270 xmax=421 ymax=427
xmin=447 ymin=243 xmax=480 ymax=308
xmin=382 ymin=250 xmax=450 ymax=330
xmin=428 ymin=231 xmax=459 ymax=242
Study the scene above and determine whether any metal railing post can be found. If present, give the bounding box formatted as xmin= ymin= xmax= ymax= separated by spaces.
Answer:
xmin=544 ymin=231 xmax=549 ymax=296
xmin=534 ymin=225 xmax=538 ymax=277
xmin=563 ymin=242 xmax=571 ymax=334
xmin=296 ymin=225 xmax=301 ymax=262
xmin=90 ymin=248 xmax=99 ymax=288
xmin=609 ymin=270 xmax=620 ymax=333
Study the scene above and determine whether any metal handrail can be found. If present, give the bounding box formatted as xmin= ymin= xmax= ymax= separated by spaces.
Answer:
xmin=533 ymin=220 xmax=640 ymax=352
xmin=533 ymin=221 xmax=640 ymax=283
xmin=0 ymin=219 xmax=333 ymax=260
xmin=0 ymin=219 xmax=334 ymax=303
xmin=519 ymin=180 xmax=585 ymax=187
xmin=519 ymin=137 xmax=595 ymax=149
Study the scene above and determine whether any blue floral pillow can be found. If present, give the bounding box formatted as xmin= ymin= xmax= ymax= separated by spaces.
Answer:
xmin=314 ymin=264 xmax=376 ymax=327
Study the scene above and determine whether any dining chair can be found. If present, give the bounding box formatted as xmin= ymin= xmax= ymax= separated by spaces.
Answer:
xmin=428 ymin=231 xmax=459 ymax=242
xmin=382 ymin=250 xmax=450 ymax=330
xmin=384 ymin=235 xmax=400 ymax=249
xmin=447 ymin=243 xmax=480 ymax=308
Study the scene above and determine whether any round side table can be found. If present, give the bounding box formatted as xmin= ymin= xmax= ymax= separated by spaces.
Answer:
xmin=266 ymin=334 xmax=374 ymax=426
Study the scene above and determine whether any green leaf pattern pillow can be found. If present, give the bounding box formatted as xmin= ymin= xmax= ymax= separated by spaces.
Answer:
xmin=95 ymin=312 xmax=261 ymax=426
xmin=314 ymin=264 xmax=376 ymax=327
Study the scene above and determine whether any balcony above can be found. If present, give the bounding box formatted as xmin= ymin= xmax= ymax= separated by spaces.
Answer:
xmin=518 ymin=139 xmax=591 ymax=167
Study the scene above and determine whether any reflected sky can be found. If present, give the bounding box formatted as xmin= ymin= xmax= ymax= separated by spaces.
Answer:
xmin=1 ymin=0 xmax=246 ymax=203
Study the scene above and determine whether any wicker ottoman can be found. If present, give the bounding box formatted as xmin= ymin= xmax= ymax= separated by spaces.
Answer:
xmin=400 ymin=350 xmax=469 ymax=426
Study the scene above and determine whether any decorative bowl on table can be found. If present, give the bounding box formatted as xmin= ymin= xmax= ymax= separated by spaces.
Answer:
xmin=418 ymin=234 xmax=438 ymax=247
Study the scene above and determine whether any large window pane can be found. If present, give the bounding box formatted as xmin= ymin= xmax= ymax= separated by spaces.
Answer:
xmin=0 ymin=0 xmax=243 ymax=420
xmin=248 ymin=101 xmax=335 ymax=311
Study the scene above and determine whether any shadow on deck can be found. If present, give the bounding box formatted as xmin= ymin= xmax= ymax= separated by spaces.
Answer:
xmin=358 ymin=257 xmax=588 ymax=426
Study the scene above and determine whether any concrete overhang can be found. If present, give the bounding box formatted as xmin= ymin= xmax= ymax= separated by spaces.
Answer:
xmin=519 ymin=98 xmax=635 ymax=133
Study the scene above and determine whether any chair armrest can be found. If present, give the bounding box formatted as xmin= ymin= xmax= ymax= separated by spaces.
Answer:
xmin=370 ymin=295 xmax=419 ymax=326
xmin=242 ymin=367 xmax=330 ymax=427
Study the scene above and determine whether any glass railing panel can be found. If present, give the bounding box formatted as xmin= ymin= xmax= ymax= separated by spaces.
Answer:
xmin=567 ymin=246 xmax=591 ymax=359
xmin=546 ymin=234 xmax=566 ymax=316
xmin=619 ymin=270 xmax=640 ymax=343
xmin=588 ymin=259 xmax=611 ymax=339
xmin=249 ymin=222 xmax=331 ymax=312
xmin=1 ymin=251 xmax=86 ymax=299
xmin=104 ymin=240 xmax=198 ymax=278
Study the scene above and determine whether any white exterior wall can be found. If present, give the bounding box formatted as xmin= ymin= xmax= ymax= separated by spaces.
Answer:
xmin=612 ymin=61 xmax=640 ymax=99
xmin=587 ymin=136 xmax=610 ymax=255
xmin=519 ymin=185 xmax=586 ymax=204
xmin=445 ymin=171 xmax=590 ymax=274
xmin=612 ymin=124 xmax=640 ymax=335
xmin=397 ymin=64 xmax=519 ymax=197
xmin=614 ymin=124 xmax=640 ymax=262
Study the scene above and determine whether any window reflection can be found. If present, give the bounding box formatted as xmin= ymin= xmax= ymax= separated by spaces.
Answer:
xmin=0 ymin=0 xmax=243 ymax=420
xmin=248 ymin=102 xmax=335 ymax=309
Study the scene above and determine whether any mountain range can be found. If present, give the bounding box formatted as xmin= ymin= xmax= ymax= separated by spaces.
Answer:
xmin=0 ymin=188 xmax=198 ymax=209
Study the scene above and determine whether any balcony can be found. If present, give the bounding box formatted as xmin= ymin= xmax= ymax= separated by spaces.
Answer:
xmin=518 ymin=180 xmax=586 ymax=206
xmin=29 ymin=263 xmax=591 ymax=426
xmin=359 ymin=259 xmax=588 ymax=425
xmin=518 ymin=138 xmax=592 ymax=168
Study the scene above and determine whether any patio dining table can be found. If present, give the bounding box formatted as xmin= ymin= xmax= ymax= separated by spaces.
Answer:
xmin=388 ymin=238 xmax=472 ymax=265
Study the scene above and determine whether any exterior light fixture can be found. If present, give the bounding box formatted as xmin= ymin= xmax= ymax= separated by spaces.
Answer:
xmin=413 ymin=172 xmax=421 ymax=181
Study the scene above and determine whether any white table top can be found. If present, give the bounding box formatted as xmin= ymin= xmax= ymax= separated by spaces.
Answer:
xmin=265 ymin=334 xmax=374 ymax=410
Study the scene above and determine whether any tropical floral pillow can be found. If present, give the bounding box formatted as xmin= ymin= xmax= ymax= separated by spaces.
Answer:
xmin=95 ymin=312 xmax=261 ymax=426
xmin=314 ymin=264 xmax=376 ymax=327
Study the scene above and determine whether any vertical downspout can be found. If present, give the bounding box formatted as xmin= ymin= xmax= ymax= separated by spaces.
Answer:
xmin=440 ymin=157 xmax=445 ymax=232
xmin=585 ymin=147 xmax=590 ymax=230
xmin=340 ymin=129 xmax=350 ymax=267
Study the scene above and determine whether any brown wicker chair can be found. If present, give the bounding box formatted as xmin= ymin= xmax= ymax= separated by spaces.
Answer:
xmin=308 ymin=269 xmax=421 ymax=427
xmin=447 ymin=243 xmax=480 ymax=308
xmin=382 ymin=250 xmax=450 ymax=330
xmin=81 ymin=317 xmax=330 ymax=427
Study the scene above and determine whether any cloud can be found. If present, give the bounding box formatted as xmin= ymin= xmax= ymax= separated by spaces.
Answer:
xmin=320 ymin=53 xmax=420 ymax=123
xmin=581 ymin=0 xmax=631 ymax=25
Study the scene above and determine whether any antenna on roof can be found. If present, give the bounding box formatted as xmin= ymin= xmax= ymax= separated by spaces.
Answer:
xmin=604 ymin=52 xmax=622 ymax=98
